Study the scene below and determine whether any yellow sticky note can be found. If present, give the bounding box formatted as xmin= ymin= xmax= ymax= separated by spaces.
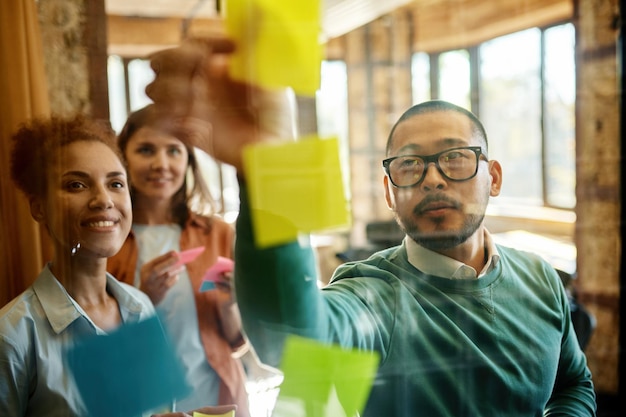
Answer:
xmin=224 ymin=0 xmax=322 ymax=96
xmin=193 ymin=411 xmax=235 ymax=417
xmin=272 ymin=336 xmax=380 ymax=417
xmin=243 ymin=136 xmax=351 ymax=247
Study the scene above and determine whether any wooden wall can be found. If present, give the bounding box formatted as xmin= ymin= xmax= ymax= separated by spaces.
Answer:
xmin=574 ymin=0 xmax=621 ymax=395
xmin=38 ymin=0 xmax=109 ymax=120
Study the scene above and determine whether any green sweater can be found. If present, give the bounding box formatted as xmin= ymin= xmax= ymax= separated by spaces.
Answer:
xmin=235 ymin=186 xmax=596 ymax=417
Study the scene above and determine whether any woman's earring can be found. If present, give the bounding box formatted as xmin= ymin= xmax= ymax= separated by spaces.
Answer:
xmin=71 ymin=242 xmax=81 ymax=256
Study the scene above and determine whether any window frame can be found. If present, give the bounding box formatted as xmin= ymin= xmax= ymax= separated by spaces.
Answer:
xmin=412 ymin=20 xmax=575 ymax=214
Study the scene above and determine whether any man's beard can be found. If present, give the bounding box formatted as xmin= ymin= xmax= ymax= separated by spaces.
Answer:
xmin=396 ymin=211 xmax=485 ymax=251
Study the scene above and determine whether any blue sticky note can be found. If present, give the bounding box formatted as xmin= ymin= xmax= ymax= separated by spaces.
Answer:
xmin=65 ymin=316 xmax=191 ymax=417
xmin=200 ymin=280 xmax=216 ymax=292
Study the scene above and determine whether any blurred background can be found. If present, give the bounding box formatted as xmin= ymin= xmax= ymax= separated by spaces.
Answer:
xmin=0 ymin=0 xmax=623 ymax=415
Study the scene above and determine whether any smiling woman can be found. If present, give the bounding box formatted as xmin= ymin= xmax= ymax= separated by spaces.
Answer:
xmin=0 ymin=114 xmax=155 ymax=417
xmin=43 ymin=140 xmax=131 ymax=259
xmin=108 ymin=104 xmax=258 ymax=416
xmin=9 ymin=115 xmax=132 ymax=263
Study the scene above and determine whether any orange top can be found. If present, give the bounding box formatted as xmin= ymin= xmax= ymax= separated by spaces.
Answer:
xmin=107 ymin=213 xmax=249 ymax=417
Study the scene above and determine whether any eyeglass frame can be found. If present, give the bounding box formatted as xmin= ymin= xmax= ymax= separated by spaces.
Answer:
xmin=382 ymin=146 xmax=489 ymax=188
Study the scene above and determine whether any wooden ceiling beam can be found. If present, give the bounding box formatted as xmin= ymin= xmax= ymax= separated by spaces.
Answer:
xmin=410 ymin=0 xmax=573 ymax=52
xmin=108 ymin=0 xmax=574 ymax=58
xmin=107 ymin=14 xmax=224 ymax=57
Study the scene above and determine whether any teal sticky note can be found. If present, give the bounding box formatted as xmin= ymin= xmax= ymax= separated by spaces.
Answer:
xmin=200 ymin=280 xmax=216 ymax=292
xmin=272 ymin=335 xmax=380 ymax=417
xmin=65 ymin=316 xmax=191 ymax=417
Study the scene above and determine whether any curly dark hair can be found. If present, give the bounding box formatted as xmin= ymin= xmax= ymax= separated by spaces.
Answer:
xmin=117 ymin=104 xmax=217 ymax=228
xmin=10 ymin=114 xmax=122 ymax=200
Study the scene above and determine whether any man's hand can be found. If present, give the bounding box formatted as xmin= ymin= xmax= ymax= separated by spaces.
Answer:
xmin=151 ymin=404 xmax=237 ymax=417
xmin=145 ymin=37 xmax=297 ymax=173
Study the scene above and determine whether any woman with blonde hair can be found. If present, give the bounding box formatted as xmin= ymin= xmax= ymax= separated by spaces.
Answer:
xmin=108 ymin=104 xmax=255 ymax=416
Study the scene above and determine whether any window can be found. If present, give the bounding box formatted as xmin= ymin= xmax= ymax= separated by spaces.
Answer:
xmin=317 ymin=60 xmax=350 ymax=196
xmin=543 ymin=24 xmax=576 ymax=208
xmin=411 ymin=52 xmax=430 ymax=104
xmin=107 ymin=56 xmax=153 ymax=132
xmin=107 ymin=55 xmax=128 ymax=133
xmin=411 ymin=23 xmax=576 ymax=210
xmin=480 ymin=29 xmax=543 ymax=206
xmin=439 ymin=49 xmax=471 ymax=109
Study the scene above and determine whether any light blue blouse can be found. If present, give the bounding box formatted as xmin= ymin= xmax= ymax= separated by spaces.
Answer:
xmin=0 ymin=264 xmax=155 ymax=417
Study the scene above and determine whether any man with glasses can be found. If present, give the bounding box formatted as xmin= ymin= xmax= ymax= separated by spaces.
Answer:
xmin=146 ymin=39 xmax=596 ymax=417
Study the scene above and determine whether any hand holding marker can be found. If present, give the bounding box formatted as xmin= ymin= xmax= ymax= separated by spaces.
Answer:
xmin=200 ymin=257 xmax=234 ymax=292
xmin=173 ymin=246 xmax=206 ymax=268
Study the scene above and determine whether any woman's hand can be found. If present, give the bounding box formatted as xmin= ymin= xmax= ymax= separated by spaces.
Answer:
xmin=213 ymin=271 xmax=244 ymax=346
xmin=139 ymin=251 xmax=184 ymax=305
xmin=145 ymin=36 xmax=297 ymax=173
xmin=214 ymin=271 xmax=234 ymax=299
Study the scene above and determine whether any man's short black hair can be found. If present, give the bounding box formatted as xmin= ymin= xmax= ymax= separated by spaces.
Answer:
xmin=386 ymin=100 xmax=488 ymax=156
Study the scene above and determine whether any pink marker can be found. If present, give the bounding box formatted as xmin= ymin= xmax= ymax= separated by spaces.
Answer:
xmin=173 ymin=246 xmax=206 ymax=268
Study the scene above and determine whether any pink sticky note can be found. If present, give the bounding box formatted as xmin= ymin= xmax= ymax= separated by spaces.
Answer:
xmin=173 ymin=246 xmax=206 ymax=268
xmin=203 ymin=256 xmax=234 ymax=284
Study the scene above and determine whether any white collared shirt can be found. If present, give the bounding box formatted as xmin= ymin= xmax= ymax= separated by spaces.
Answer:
xmin=405 ymin=229 xmax=500 ymax=279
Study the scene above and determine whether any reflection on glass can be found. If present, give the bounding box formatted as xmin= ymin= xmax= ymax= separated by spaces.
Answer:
xmin=439 ymin=49 xmax=470 ymax=109
xmin=544 ymin=23 xmax=576 ymax=209
xmin=480 ymin=28 xmax=542 ymax=206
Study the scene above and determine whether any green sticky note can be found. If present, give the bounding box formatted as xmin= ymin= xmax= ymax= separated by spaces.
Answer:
xmin=272 ymin=336 xmax=380 ymax=417
xmin=242 ymin=136 xmax=351 ymax=247
xmin=224 ymin=0 xmax=322 ymax=96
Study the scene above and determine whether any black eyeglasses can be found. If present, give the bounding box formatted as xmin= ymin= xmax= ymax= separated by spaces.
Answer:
xmin=382 ymin=146 xmax=488 ymax=188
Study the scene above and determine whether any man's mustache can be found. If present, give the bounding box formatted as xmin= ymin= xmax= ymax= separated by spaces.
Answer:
xmin=413 ymin=194 xmax=461 ymax=215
